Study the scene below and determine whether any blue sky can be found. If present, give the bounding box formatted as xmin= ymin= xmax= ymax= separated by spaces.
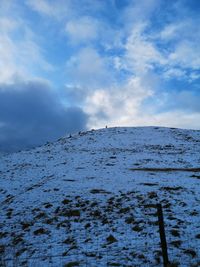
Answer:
xmin=0 ymin=0 xmax=200 ymax=151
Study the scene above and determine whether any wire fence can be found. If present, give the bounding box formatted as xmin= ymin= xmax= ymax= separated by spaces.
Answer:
xmin=1 ymin=204 xmax=200 ymax=267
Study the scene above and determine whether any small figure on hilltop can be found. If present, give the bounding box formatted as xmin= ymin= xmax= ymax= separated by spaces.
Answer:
xmin=105 ymin=125 xmax=108 ymax=128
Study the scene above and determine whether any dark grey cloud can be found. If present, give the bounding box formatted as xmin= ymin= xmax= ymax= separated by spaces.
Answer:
xmin=64 ymin=85 xmax=87 ymax=105
xmin=0 ymin=80 xmax=88 ymax=152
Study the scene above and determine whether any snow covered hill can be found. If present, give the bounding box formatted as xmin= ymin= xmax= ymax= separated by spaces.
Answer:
xmin=0 ymin=126 xmax=200 ymax=267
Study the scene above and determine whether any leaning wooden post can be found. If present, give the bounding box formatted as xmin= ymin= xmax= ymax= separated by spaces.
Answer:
xmin=157 ymin=203 xmax=170 ymax=267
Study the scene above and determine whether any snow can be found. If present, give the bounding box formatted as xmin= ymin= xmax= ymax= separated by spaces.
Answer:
xmin=0 ymin=126 xmax=200 ymax=266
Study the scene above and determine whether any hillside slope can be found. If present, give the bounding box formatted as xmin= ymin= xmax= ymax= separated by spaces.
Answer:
xmin=0 ymin=127 xmax=200 ymax=266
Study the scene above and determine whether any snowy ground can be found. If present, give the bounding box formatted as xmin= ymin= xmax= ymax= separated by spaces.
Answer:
xmin=0 ymin=126 xmax=200 ymax=266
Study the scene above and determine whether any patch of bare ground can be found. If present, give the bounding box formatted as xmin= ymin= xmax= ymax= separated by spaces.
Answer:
xmin=129 ymin=168 xmax=200 ymax=172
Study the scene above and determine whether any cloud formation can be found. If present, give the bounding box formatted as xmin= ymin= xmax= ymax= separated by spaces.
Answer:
xmin=0 ymin=0 xmax=200 ymax=153
xmin=0 ymin=80 xmax=88 ymax=152
xmin=66 ymin=47 xmax=115 ymax=88
xmin=0 ymin=7 xmax=53 ymax=83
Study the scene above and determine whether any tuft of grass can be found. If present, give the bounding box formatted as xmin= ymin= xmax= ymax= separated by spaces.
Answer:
xmin=0 ymin=245 xmax=5 ymax=254
xmin=140 ymin=183 xmax=158 ymax=186
xmin=168 ymin=262 xmax=180 ymax=267
xmin=63 ymin=237 xmax=75 ymax=245
xmin=21 ymin=222 xmax=33 ymax=230
xmin=33 ymin=228 xmax=50 ymax=236
xmin=90 ymin=189 xmax=111 ymax=194
xmin=148 ymin=191 xmax=157 ymax=199
xmin=132 ymin=225 xmax=143 ymax=232
xmin=190 ymin=210 xmax=199 ymax=216
xmin=183 ymin=249 xmax=197 ymax=258
xmin=64 ymin=262 xmax=80 ymax=267
xmin=129 ymin=167 xmax=200 ymax=172
xmin=62 ymin=199 xmax=71 ymax=205
xmin=125 ymin=217 xmax=135 ymax=224
xmin=162 ymin=186 xmax=183 ymax=191
xmin=44 ymin=203 xmax=53 ymax=208
xmin=171 ymin=229 xmax=180 ymax=237
xmin=35 ymin=211 xmax=47 ymax=219
xmin=106 ymin=234 xmax=117 ymax=244
xmin=170 ymin=240 xmax=182 ymax=248
xmin=195 ymin=233 xmax=200 ymax=239
xmin=62 ymin=209 xmax=80 ymax=217
xmin=108 ymin=262 xmax=120 ymax=266
xmin=12 ymin=235 xmax=24 ymax=245
xmin=190 ymin=174 xmax=200 ymax=179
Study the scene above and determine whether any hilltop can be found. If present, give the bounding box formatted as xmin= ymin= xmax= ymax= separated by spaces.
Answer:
xmin=0 ymin=126 xmax=200 ymax=266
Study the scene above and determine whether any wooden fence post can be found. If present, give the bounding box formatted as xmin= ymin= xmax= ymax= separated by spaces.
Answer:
xmin=157 ymin=203 xmax=170 ymax=267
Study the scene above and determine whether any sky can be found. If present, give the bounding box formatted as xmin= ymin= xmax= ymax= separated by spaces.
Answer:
xmin=0 ymin=0 xmax=200 ymax=152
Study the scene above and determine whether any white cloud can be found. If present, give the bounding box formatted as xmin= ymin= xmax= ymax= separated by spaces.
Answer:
xmin=160 ymin=22 xmax=187 ymax=41
xmin=27 ymin=0 xmax=54 ymax=16
xmin=122 ymin=23 xmax=166 ymax=74
xmin=65 ymin=16 xmax=99 ymax=44
xmin=83 ymin=74 xmax=154 ymax=129
xmin=0 ymin=12 xmax=53 ymax=84
xmin=84 ymin=84 xmax=200 ymax=130
xmin=26 ymin=0 xmax=71 ymax=19
xmin=122 ymin=0 xmax=160 ymax=27
xmin=119 ymin=17 xmax=200 ymax=81
xmin=66 ymin=47 xmax=113 ymax=88
xmin=0 ymin=17 xmax=18 ymax=33
xmin=149 ymin=111 xmax=200 ymax=130
xmin=61 ymin=0 xmax=200 ymax=130
xmin=26 ymin=0 xmax=106 ymax=20
xmin=189 ymin=72 xmax=200 ymax=82
xmin=0 ymin=32 xmax=53 ymax=83
xmin=163 ymin=68 xmax=187 ymax=80
xmin=160 ymin=18 xmax=200 ymax=42
xmin=1 ymin=0 xmax=199 ymax=132
xmin=159 ymin=18 xmax=200 ymax=74
xmin=168 ymin=41 xmax=200 ymax=70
